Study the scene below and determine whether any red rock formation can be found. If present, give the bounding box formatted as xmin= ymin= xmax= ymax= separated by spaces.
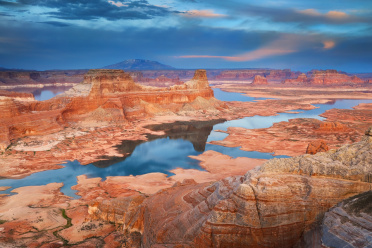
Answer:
xmin=214 ymin=69 xmax=300 ymax=82
xmin=0 ymin=69 xmax=219 ymax=151
xmin=89 ymin=130 xmax=372 ymax=247
xmin=317 ymin=121 xmax=348 ymax=132
xmin=251 ymin=75 xmax=268 ymax=85
xmin=132 ymin=72 xmax=184 ymax=87
xmin=283 ymin=73 xmax=307 ymax=85
xmin=0 ymin=90 xmax=34 ymax=100
xmin=306 ymin=140 xmax=329 ymax=154
xmin=0 ymin=70 xmax=86 ymax=86
xmin=284 ymin=70 xmax=364 ymax=86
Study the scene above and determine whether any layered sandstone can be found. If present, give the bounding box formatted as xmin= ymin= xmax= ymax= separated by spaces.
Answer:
xmin=306 ymin=140 xmax=329 ymax=154
xmin=89 ymin=129 xmax=372 ymax=247
xmin=0 ymin=90 xmax=34 ymax=100
xmin=318 ymin=191 xmax=372 ymax=248
xmin=284 ymin=70 xmax=365 ymax=86
xmin=0 ymin=70 xmax=86 ymax=86
xmin=0 ymin=69 xmax=221 ymax=151
xmin=251 ymin=75 xmax=268 ymax=85
xmin=213 ymin=69 xmax=300 ymax=82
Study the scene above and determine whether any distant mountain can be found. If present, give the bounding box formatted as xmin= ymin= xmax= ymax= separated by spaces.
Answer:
xmin=102 ymin=59 xmax=175 ymax=70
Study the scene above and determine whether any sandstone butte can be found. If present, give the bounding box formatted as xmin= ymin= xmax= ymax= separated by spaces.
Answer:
xmin=251 ymin=75 xmax=268 ymax=86
xmin=213 ymin=69 xmax=301 ymax=82
xmin=283 ymin=69 xmax=366 ymax=86
xmin=88 ymin=128 xmax=372 ymax=247
xmin=0 ymin=69 xmax=225 ymax=151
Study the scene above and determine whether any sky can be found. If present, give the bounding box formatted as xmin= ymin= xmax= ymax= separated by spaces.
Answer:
xmin=0 ymin=0 xmax=372 ymax=72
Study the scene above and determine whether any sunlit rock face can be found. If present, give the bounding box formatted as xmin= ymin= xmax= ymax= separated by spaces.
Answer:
xmin=284 ymin=70 xmax=365 ymax=86
xmin=89 ymin=129 xmax=372 ymax=247
xmin=0 ymin=69 xmax=222 ymax=151
xmin=251 ymin=75 xmax=268 ymax=85
xmin=213 ymin=69 xmax=300 ymax=81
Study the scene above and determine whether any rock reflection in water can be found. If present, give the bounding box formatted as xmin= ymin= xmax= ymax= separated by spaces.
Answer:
xmin=92 ymin=119 xmax=226 ymax=168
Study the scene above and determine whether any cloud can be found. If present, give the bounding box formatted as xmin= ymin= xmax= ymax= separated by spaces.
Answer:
xmin=181 ymin=10 xmax=226 ymax=18
xmin=326 ymin=11 xmax=348 ymax=19
xmin=323 ymin=40 xmax=335 ymax=49
xmin=108 ymin=1 xmax=128 ymax=7
xmin=38 ymin=21 xmax=70 ymax=27
xmin=177 ymin=35 xmax=298 ymax=61
xmin=298 ymin=9 xmax=349 ymax=20
xmin=3 ymin=0 xmax=176 ymax=21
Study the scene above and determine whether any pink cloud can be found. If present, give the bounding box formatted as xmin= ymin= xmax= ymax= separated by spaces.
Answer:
xmin=326 ymin=11 xmax=348 ymax=19
xmin=180 ymin=10 xmax=227 ymax=18
xmin=177 ymin=36 xmax=297 ymax=62
xmin=297 ymin=9 xmax=349 ymax=19
xmin=108 ymin=1 xmax=128 ymax=7
xmin=323 ymin=40 xmax=336 ymax=49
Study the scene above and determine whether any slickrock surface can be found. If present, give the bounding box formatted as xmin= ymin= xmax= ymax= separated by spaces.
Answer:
xmin=320 ymin=191 xmax=372 ymax=248
xmin=88 ymin=129 xmax=372 ymax=247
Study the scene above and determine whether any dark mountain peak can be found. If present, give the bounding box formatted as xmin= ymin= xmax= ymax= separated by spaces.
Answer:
xmin=102 ymin=59 xmax=175 ymax=70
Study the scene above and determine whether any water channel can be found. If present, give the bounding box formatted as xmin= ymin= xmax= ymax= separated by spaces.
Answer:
xmin=1 ymin=88 xmax=371 ymax=197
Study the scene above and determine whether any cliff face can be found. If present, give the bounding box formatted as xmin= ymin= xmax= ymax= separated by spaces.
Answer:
xmin=319 ymin=190 xmax=372 ymax=248
xmin=0 ymin=70 xmax=87 ymax=86
xmin=214 ymin=69 xmax=300 ymax=82
xmin=0 ymin=69 xmax=220 ymax=151
xmin=284 ymin=70 xmax=365 ymax=86
xmin=251 ymin=75 xmax=268 ymax=85
xmin=89 ymin=129 xmax=372 ymax=247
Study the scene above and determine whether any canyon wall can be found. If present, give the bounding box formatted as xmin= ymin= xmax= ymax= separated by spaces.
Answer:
xmin=0 ymin=70 xmax=87 ymax=86
xmin=284 ymin=70 xmax=366 ymax=86
xmin=213 ymin=69 xmax=300 ymax=82
xmin=0 ymin=69 xmax=220 ymax=151
xmin=89 ymin=129 xmax=372 ymax=247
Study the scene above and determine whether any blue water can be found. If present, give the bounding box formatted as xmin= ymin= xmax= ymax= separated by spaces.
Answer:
xmin=34 ymin=90 xmax=65 ymax=101
xmin=1 ymin=88 xmax=371 ymax=197
xmin=213 ymin=88 xmax=270 ymax=102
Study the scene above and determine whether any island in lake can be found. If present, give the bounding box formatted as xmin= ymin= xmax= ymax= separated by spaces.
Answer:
xmin=0 ymin=63 xmax=371 ymax=247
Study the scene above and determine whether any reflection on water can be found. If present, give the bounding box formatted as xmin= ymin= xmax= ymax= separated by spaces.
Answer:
xmin=11 ymin=86 xmax=73 ymax=101
xmin=1 ymin=88 xmax=372 ymax=197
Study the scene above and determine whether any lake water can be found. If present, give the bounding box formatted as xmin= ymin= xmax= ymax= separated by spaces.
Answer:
xmin=1 ymin=88 xmax=371 ymax=197
xmin=11 ymin=86 xmax=72 ymax=101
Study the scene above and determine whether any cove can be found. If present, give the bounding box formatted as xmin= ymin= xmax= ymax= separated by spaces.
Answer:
xmin=1 ymin=88 xmax=371 ymax=197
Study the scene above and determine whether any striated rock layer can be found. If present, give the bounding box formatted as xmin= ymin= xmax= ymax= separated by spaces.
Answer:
xmin=0 ymin=69 xmax=221 ymax=151
xmin=319 ymin=190 xmax=372 ymax=248
xmin=251 ymin=75 xmax=268 ymax=85
xmin=284 ymin=70 xmax=365 ymax=86
xmin=89 ymin=128 xmax=372 ymax=247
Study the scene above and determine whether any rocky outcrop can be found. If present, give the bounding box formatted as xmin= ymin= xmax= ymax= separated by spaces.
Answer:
xmin=0 ymin=70 xmax=86 ymax=86
xmin=319 ymin=191 xmax=372 ymax=248
xmin=284 ymin=70 xmax=365 ymax=86
xmin=283 ymin=73 xmax=307 ymax=85
xmin=0 ymin=69 xmax=221 ymax=151
xmin=317 ymin=121 xmax=348 ymax=132
xmin=89 ymin=128 xmax=372 ymax=247
xmin=251 ymin=75 xmax=268 ymax=85
xmin=306 ymin=140 xmax=329 ymax=154
xmin=0 ymin=90 xmax=34 ymax=100
xmin=214 ymin=69 xmax=300 ymax=82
